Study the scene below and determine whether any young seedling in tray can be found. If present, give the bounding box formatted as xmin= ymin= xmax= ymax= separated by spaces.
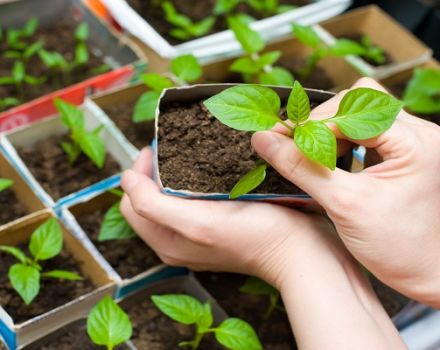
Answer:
xmin=214 ymin=0 xmax=295 ymax=17
xmin=54 ymin=97 xmax=106 ymax=168
xmin=228 ymin=16 xmax=294 ymax=86
xmin=0 ymin=218 xmax=82 ymax=305
xmin=0 ymin=178 xmax=13 ymax=193
xmin=132 ymin=54 xmax=202 ymax=123
xmin=292 ymin=24 xmax=385 ymax=78
xmin=152 ymin=293 xmax=262 ymax=350
xmin=204 ymin=81 xmax=403 ymax=198
xmin=87 ymin=295 xmax=132 ymax=350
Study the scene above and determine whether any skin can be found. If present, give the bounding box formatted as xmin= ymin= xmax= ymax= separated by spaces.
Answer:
xmin=120 ymin=78 xmax=439 ymax=348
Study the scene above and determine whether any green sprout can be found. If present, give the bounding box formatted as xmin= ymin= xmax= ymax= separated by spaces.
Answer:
xmin=244 ymin=0 xmax=296 ymax=16
xmin=0 ymin=178 xmax=13 ymax=193
xmin=54 ymin=98 xmax=106 ymax=168
xmin=0 ymin=98 xmax=20 ymax=112
xmin=132 ymin=54 xmax=202 ymax=123
xmin=0 ymin=218 xmax=82 ymax=305
xmin=292 ymin=24 xmax=385 ymax=78
xmin=152 ymin=294 xmax=262 ymax=350
xmin=162 ymin=1 xmax=215 ymax=40
xmin=402 ymin=67 xmax=440 ymax=115
xmin=87 ymin=296 xmax=133 ymax=350
xmin=229 ymin=17 xmax=294 ymax=86
xmin=2 ymin=18 xmax=41 ymax=61
xmin=204 ymin=82 xmax=403 ymax=198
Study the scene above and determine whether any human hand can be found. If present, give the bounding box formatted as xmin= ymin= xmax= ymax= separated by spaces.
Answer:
xmin=251 ymin=77 xmax=440 ymax=307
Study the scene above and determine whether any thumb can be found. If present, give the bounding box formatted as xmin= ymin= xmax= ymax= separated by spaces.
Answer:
xmin=251 ymin=131 xmax=358 ymax=207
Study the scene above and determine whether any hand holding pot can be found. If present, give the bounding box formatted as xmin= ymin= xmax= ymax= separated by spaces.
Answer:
xmin=252 ymin=77 xmax=440 ymax=308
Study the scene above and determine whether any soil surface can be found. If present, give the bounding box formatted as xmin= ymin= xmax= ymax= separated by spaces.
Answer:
xmin=76 ymin=205 xmax=161 ymax=279
xmin=102 ymin=100 xmax=155 ymax=150
xmin=339 ymin=34 xmax=393 ymax=67
xmin=127 ymin=0 xmax=310 ymax=44
xmin=0 ymin=243 xmax=95 ymax=323
xmin=16 ymin=133 xmax=120 ymax=200
xmin=0 ymin=188 xmax=28 ymax=225
xmin=196 ymin=272 xmax=296 ymax=350
xmin=0 ymin=19 xmax=107 ymax=112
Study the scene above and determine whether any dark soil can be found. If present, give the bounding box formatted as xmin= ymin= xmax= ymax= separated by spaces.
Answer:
xmin=127 ymin=0 xmax=310 ymax=45
xmin=196 ymin=272 xmax=296 ymax=350
xmin=0 ymin=19 xmax=107 ymax=112
xmin=0 ymin=188 xmax=28 ymax=225
xmin=16 ymin=133 xmax=121 ymax=200
xmin=102 ymin=100 xmax=155 ymax=150
xmin=76 ymin=206 xmax=161 ymax=279
xmin=369 ymin=276 xmax=410 ymax=318
xmin=0 ymin=243 xmax=95 ymax=324
xmin=339 ymin=34 xmax=393 ymax=67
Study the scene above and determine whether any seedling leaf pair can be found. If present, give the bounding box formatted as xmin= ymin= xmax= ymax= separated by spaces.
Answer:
xmin=402 ymin=68 xmax=440 ymax=114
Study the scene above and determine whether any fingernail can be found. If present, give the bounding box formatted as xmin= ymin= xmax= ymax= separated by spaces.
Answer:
xmin=121 ymin=170 xmax=140 ymax=192
xmin=252 ymin=132 xmax=281 ymax=159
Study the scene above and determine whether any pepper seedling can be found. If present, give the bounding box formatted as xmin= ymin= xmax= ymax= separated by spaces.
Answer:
xmin=292 ymin=24 xmax=385 ymax=78
xmin=132 ymin=54 xmax=202 ymax=122
xmin=0 ymin=178 xmax=13 ymax=193
xmin=162 ymin=1 xmax=215 ymax=40
xmin=245 ymin=0 xmax=296 ymax=16
xmin=402 ymin=67 xmax=440 ymax=115
xmin=0 ymin=97 xmax=20 ymax=112
xmin=228 ymin=16 xmax=294 ymax=86
xmin=2 ymin=18 xmax=41 ymax=60
xmin=152 ymin=294 xmax=262 ymax=350
xmin=204 ymin=82 xmax=403 ymax=198
xmin=240 ymin=277 xmax=284 ymax=320
xmin=0 ymin=218 xmax=82 ymax=305
xmin=54 ymin=98 xmax=106 ymax=168
xmin=87 ymin=295 xmax=133 ymax=350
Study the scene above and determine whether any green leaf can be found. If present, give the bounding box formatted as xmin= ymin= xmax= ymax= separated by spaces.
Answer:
xmin=0 ymin=178 xmax=13 ymax=192
xmin=23 ymin=17 xmax=38 ymax=37
xmin=256 ymin=51 xmax=282 ymax=69
xmin=230 ymin=57 xmax=261 ymax=74
xmin=12 ymin=61 xmax=25 ymax=82
xmin=151 ymin=294 xmax=206 ymax=325
xmin=108 ymin=188 xmax=124 ymax=197
xmin=24 ymin=75 xmax=46 ymax=86
xmin=78 ymin=132 xmax=106 ymax=168
xmin=98 ymin=202 xmax=136 ymax=241
xmin=294 ymin=121 xmax=336 ymax=170
xmin=141 ymin=73 xmax=174 ymax=92
xmin=214 ymin=0 xmax=241 ymax=15
xmin=0 ymin=97 xmax=20 ymax=108
xmin=133 ymin=91 xmax=161 ymax=123
xmin=292 ymin=24 xmax=321 ymax=48
xmin=24 ymin=41 xmax=44 ymax=59
xmin=278 ymin=4 xmax=297 ymax=13
xmin=61 ymin=141 xmax=81 ymax=164
xmin=42 ymin=270 xmax=82 ymax=280
xmin=75 ymin=22 xmax=89 ymax=41
xmin=29 ymin=218 xmax=63 ymax=261
xmin=240 ymin=277 xmax=278 ymax=296
xmin=228 ymin=16 xmax=264 ymax=54
xmin=230 ymin=163 xmax=267 ymax=199
xmin=403 ymin=68 xmax=440 ymax=114
xmin=204 ymin=85 xmax=281 ymax=131
xmin=0 ymin=77 xmax=16 ymax=85
xmin=87 ymin=296 xmax=132 ymax=348
xmin=330 ymin=39 xmax=366 ymax=56
xmin=258 ymin=67 xmax=294 ymax=86
xmin=162 ymin=1 xmax=192 ymax=27
xmin=54 ymin=98 xmax=85 ymax=130
xmin=198 ymin=303 xmax=214 ymax=332
xmin=170 ymin=54 xmax=202 ymax=82
xmin=0 ymin=245 xmax=27 ymax=264
xmin=170 ymin=28 xmax=192 ymax=40
xmin=75 ymin=42 xmax=89 ymax=66
xmin=189 ymin=17 xmax=215 ymax=36
xmin=215 ymin=318 xmax=262 ymax=350
xmin=331 ymin=88 xmax=403 ymax=139
xmin=287 ymin=80 xmax=310 ymax=123
xmin=9 ymin=263 xmax=40 ymax=305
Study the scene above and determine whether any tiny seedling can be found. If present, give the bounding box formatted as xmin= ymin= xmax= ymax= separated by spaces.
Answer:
xmin=87 ymin=295 xmax=132 ymax=350
xmin=0 ymin=178 xmax=13 ymax=193
xmin=54 ymin=98 xmax=106 ymax=168
xmin=229 ymin=16 xmax=294 ymax=86
xmin=244 ymin=0 xmax=296 ymax=16
xmin=240 ymin=277 xmax=284 ymax=320
xmin=152 ymin=294 xmax=262 ymax=350
xmin=3 ymin=18 xmax=41 ymax=60
xmin=162 ymin=1 xmax=215 ymax=40
xmin=204 ymin=81 xmax=403 ymax=198
xmin=0 ymin=218 xmax=82 ymax=305
xmin=402 ymin=67 xmax=440 ymax=115
xmin=292 ymin=24 xmax=385 ymax=78
xmin=0 ymin=97 xmax=20 ymax=112
xmin=133 ymin=54 xmax=202 ymax=122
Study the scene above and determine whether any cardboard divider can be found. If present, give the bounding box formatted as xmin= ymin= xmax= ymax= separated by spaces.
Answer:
xmin=318 ymin=5 xmax=432 ymax=79
xmin=0 ymin=210 xmax=115 ymax=350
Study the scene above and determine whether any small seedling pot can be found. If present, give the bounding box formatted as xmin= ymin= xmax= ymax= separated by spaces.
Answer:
xmin=102 ymin=0 xmax=351 ymax=62
xmin=0 ymin=210 xmax=115 ymax=350
xmin=0 ymin=0 xmax=147 ymax=131
xmin=0 ymin=106 xmax=133 ymax=208
xmin=316 ymin=5 xmax=432 ymax=79
xmin=154 ymin=84 xmax=353 ymax=208
xmin=58 ymin=190 xmax=188 ymax=299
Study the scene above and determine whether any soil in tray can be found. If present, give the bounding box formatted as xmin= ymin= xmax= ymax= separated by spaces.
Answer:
xmin=76 ymin=205 xmax=161 ymax=279
xmin=0 ymin=188 xmax=28 ymax=225
xmin=0 ymin=243 xmax=95 ymax=323
xmin=102 ymin=100 xmax=155 ymax=150
xmin=0 ymin=19 xmax=107 ymax=112
xmin=127 ymin=0 xmax=311 ymax=45
xmin=16 ymin=133 xmax=121 ymax=200
xmin=196 ymin=272 xmax=297 ymax=350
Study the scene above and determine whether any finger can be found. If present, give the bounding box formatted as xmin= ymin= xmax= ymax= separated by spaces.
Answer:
xmin=131 ymin=147 xmax=153 ymax=177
